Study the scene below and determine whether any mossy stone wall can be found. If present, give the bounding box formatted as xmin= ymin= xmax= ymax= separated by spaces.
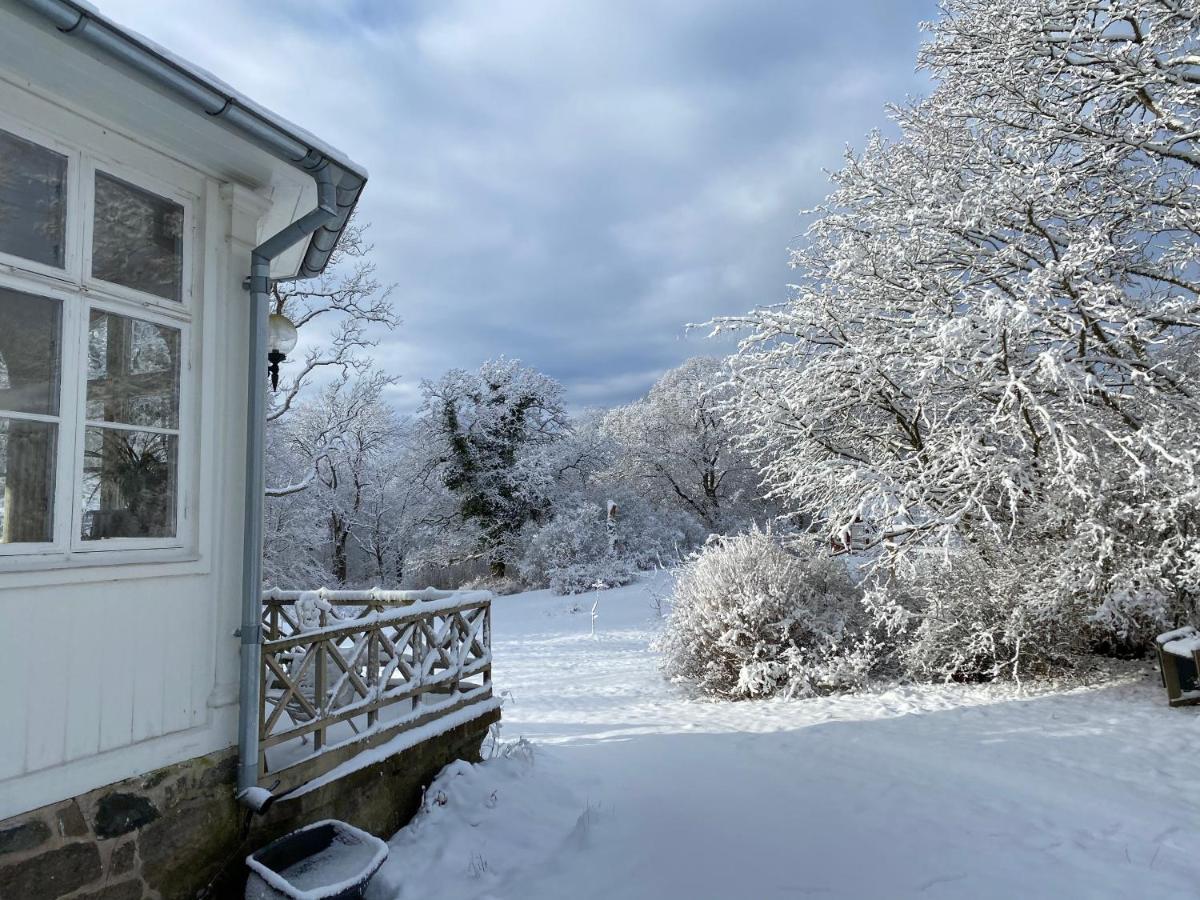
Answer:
xmin=0 ymin=708 xmax=499 ymax=900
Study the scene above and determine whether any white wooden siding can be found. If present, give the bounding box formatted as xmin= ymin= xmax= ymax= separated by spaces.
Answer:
xmin=0 ymin=21 xmax=281 ymax=818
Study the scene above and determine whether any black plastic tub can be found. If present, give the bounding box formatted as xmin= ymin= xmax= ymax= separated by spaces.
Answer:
xmin=245 ymin=820 xmax=388 ymax=900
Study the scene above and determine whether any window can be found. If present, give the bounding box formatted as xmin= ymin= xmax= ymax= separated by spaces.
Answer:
xmin=0 ymin=122 xmax=193 ymax=559
xmin=0 ymin=288 xmax=61 ymax=543
xmin=81 ymin=311 xmax=180 ymax=540
xmin=0 ymin=128 xmax=67 ymax=268
xmin=92 ymin=172 xmax=184 ymax=302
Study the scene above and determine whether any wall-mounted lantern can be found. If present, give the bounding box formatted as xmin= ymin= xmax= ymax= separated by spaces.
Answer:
xmin=267 ymin=313 xmax=298 ymax=391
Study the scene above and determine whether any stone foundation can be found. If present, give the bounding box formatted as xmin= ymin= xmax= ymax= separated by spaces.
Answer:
xmin=0 ymin=708 xmax=500 ymax=900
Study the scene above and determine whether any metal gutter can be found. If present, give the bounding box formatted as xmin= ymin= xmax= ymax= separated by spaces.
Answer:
xmin=13 ymin=0 xmax=367 ymax=278
xmin=236 ymin=162 xmax=340 ymax=810
xmin=12 ymin=0 xmax=368 ymax=808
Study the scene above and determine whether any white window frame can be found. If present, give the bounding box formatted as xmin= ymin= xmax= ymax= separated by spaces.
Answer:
xmin=0 ymin=108 xmax=199 ymax=563
xmin=0 ymin=275 xmax=75 ymax=558
xmin=0 ymin=116 xmax=83 ymax=288
xmin=81 ymin=156 xmax=195 ymax=321
xmin=70 ymin=298 xmax=193 ymax=553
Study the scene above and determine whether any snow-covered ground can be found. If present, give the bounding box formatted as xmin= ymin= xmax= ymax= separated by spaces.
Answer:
xmin=367 ymin=573 xmax=1200 ymax=900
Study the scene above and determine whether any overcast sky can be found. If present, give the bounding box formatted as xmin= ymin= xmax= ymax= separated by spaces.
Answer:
xmin=101 ymin=0 xmax=939 ymax=412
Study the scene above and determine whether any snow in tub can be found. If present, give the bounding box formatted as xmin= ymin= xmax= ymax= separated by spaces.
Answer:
xmin=245 ymin=820 xmax=388 ymax=900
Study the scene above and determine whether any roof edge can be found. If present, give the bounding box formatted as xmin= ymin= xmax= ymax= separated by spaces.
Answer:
xmin=13 ymin=0 xmax=367 ymax=278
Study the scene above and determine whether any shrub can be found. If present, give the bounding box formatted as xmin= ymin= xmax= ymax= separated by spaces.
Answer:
xmin=864 ymin=551 xmax=1089 ymax=683
xmin=547 ymin=557 xmax=636 ymax=595
xmin=659 ymin=528 xmax=868 ymax=698
xmin=459 ymin=573 xmax=526 ymax=596
xmin=517 ymin=501 xmax=635 ymax=594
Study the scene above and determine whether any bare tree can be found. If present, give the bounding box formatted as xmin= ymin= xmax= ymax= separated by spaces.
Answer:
xmin=266 ymin=377 xmax=398 ymax=585
xmin=267 ymin=216 xmax=399 ymax=425
xmin=604 ymin=357 xmax=761 ymax=532
xmin=262 ymin=217 xmax=398 ymax=504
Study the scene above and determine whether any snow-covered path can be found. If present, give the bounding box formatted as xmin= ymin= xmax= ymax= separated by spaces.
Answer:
xmin=369 ymin=574 xmax=1200 ymax=899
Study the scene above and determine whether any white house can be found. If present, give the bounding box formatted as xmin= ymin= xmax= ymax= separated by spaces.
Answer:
xmin=0 ymin=3 xmax=498 ymax=897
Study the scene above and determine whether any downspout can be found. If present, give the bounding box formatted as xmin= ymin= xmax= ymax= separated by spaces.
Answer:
xmin=236 ymin=163 xmax=340 ymax=811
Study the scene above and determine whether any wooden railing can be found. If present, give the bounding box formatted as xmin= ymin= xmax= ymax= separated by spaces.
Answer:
xmin=258 ymin=587 xmax=494 ymax=793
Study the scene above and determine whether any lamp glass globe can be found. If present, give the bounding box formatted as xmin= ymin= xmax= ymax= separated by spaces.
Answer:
xmin=267 ymin=313 xmax=299 ymax=355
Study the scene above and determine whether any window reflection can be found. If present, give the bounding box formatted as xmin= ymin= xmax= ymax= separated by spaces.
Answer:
xmin=0 ymin=128 xmax=67 ymax=268
xmin=0 ymin=288 xmax=61 ymax=544
xmin=0 ymin=418 xmax=56 ymax=543
xmin=81 ymin=309 xmax=180 ymax=541
xmin=92 ymin=172 xmax=183 ymax=302
xmin=86 ymin=310 xmax=179 ymax=429
xmin=0 ymin=288 xmax=61 ymax=416
xmin=80 ymin=427 xmax=176 ymax=540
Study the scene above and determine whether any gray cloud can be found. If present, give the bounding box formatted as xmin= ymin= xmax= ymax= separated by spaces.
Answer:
xmin=100 ymin=0 xmax=938 ymax=411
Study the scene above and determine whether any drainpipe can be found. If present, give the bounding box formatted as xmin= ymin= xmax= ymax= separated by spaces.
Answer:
xmin=236 ymin=163 xmax=340 ymax=811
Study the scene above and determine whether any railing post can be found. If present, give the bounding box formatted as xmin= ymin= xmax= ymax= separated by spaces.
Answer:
xmin=412 ymin=621 xmax=422 ymax=713
xmin=258 ymin=640 xmax=268 ymax=783
xmin=484 ymin=600 xmax=493 ymax=691
xmin=314 ymin=604 xmax=328 ymax=752
xmin=450 ymin=612 xmax=461 ymax=697
xmin=367 ymin=625 xmax=379 ymax=729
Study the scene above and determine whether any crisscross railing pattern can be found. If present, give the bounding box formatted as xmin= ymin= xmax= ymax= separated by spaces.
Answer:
xmin=258 ymin=587 xmax=494 ymax=792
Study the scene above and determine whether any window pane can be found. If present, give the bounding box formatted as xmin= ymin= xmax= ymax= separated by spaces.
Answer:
xmin=80 ymin=427 xmax=176 ymax=540
xmin=86 ymin=310 xmax=179 ymax=429
xmin=0 ymin=287 xmax=61 ymax=416
xmin=92 ymin=172 xmax=183 ymax=302
xmin=0 ymin=417 xmax=56 ymax=543
xmin=0 ymin=129 xmax=67 ymax=268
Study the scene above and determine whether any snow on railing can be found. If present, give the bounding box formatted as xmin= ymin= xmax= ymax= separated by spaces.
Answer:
xmin=257 ymin=586 xmax=494 ymax=793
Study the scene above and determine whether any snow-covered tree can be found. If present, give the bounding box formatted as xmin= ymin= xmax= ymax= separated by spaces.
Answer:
xmin=604 ymin=357 xmax=762 ymax=533
xmin=416 ymin=358 xmax=569 ymax=576
xmin=263 ymin=422 xmax=332 ymax=587
xmin=261 ymin=218 xmax=399 ymax=583
xmin=720 ymin=0 xmax=1200 ymax=646
xmin=508 ymin=410 xmax=696 ymax=591
xmin=354 ymin=426 xmax=442 ymax=585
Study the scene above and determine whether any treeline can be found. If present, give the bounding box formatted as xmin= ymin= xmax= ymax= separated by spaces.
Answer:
xmin=262 ymin=356 xmax=768 ymax=593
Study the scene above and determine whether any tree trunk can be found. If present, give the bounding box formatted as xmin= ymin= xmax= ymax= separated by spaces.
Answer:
xmin=330 ymin=511 xmax=349 ymax=583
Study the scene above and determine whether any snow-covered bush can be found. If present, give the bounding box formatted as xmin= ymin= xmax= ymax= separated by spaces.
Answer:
xmin=660 ymin=528 xmax=868 ymax=698
xmin=518 ymin=501 xmax=635 ymax=594
xmin=865 ymin=552 xmax=1089 ymax=684
xmin=550 ymin=558 xmax=635 ymax=596
xmin=1044 ymin=485 xmax=1200 ymax=653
